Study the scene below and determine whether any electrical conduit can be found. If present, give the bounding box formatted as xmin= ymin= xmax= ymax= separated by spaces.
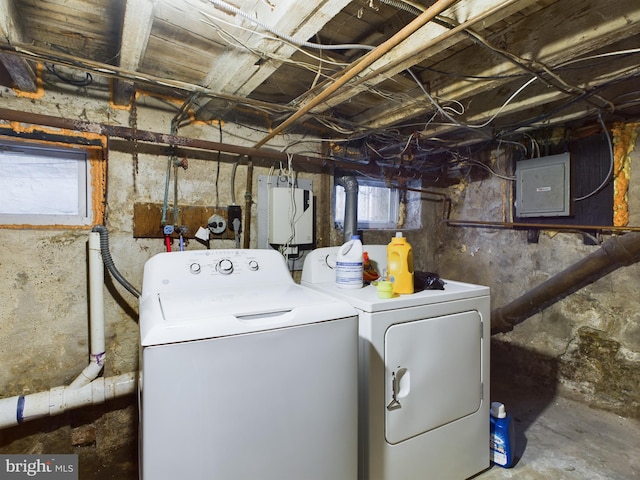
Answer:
xmin=92 ymin=225 xmax=141 ymax=298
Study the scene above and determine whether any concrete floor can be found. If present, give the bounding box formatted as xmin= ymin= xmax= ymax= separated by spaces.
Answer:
xmin=472 ymin=389 xmax=640 ymax=480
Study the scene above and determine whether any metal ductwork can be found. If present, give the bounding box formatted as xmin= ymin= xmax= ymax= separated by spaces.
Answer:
xmin=492 ymin=232 xmax=640 ymax=334
xmin=336 ymin=175 xmax=359 ymax=243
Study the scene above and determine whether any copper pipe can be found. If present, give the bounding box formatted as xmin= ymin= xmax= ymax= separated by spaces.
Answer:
xmin=491 ymin=232 xmax=640 ymax=334
xmin=329 ymin=0 xmax=522 ymax=104
xmin=254 ymin=0 xmax=461 ymax=148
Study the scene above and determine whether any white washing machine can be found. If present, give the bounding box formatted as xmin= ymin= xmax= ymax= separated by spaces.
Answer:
xmin=302 ymin=245 xmax=490 ymax=480
xmin=139 ymin=249 xmax=359 ymax=480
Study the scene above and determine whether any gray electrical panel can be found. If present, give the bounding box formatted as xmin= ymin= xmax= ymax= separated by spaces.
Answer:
xmin=515 ymin=153 xmax=571 ymax=217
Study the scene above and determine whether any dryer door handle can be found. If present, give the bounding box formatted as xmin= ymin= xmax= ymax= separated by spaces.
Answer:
xmin=387 ymin=367 xmax=410 ymax=411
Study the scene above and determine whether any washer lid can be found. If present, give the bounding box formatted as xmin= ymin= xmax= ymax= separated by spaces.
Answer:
xmin=140 ymin=282 xmax=356 ymax=346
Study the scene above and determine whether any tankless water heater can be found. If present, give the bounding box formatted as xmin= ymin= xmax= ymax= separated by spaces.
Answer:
xmin=268 ymin=186 xmax=314 ymax=246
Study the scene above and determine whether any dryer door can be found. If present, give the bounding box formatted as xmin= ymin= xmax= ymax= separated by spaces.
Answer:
xmin=384 ymin=310 xmax=482 ymax=444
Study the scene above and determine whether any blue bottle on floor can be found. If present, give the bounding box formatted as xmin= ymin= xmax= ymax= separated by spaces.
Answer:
xmin=490 ymin=401 xmax=515 ymax=468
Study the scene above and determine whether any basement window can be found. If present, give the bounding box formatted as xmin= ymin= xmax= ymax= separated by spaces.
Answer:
xmin=0 ymin=140 xmax=94 ymax=226
xmin=334 ymin=178 xmax=422 ymax=230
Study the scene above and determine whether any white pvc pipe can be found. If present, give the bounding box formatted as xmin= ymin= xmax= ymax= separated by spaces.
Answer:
xmin=69 ymin=231 xmax=106 ymax=388
xmin=0 ymin=373 xmax=136 ymax=429
xmin=0 ymin=231 xmax=135 ymax=429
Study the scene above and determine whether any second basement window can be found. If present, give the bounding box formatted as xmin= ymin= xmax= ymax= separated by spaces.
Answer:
xmin=334 ymin=178 xmax=422 ymax=230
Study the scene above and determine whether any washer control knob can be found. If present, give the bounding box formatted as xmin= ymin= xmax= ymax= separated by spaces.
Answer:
xmin=217 ymin=259 xmax=234 ymax=275
xmin=248 ymin=260 xmax=259 ymax=271
xmin=189 ymin=263 xmax=201 ymax=274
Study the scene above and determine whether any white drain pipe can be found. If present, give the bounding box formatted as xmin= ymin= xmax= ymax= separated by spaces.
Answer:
xmin=70 ymin=231 xmax=106 ymax=388
xmin=0 ymin=231 xmax=137 ymax=429
xmin=0 ymin=373 xmax=136 ymax=428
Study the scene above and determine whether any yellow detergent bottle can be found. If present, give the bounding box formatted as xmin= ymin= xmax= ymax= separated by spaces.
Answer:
xmin=387 ymin=232 xmax=414 ymax=294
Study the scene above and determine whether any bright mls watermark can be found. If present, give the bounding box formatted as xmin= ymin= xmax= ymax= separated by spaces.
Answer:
xmin=0 ymin=455 xmax=78 ymax=479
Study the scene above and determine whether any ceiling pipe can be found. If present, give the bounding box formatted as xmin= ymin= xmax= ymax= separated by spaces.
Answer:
xmin=0 ymin=107 xmax=422 ymax=179
xmin=491 ymin=232 xmax=640 ymax=334
xmin=307 ymin=0 xmax=521 ymax=115
xmin=0 ymin=43 xmax=288 ymax=116
xmin=446 ymin=218 xmax=640 ymax=233
xmin=253 ymin=0 xmax=461 ymax=148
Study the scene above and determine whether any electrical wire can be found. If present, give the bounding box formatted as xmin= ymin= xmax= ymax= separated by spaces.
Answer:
xmin=462 ymin=159 xmax=516 ymax=181
xmin=435 ymin=15 xmax=615 ymax=113
xmin=44 ymin=63 xmax=93 ymax=86
xmin=194 ymin=7 xmax=353 ymax=68
xmin=572 ymin=113 xmax=614 ymax=202
xmin=205 ymin=0 xmax=375 ymax=52
xmin=499 ymin=71 xmax=640 ymax=135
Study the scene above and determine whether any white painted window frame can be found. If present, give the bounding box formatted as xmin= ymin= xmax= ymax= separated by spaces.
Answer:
xmin=0 ymin=140 xmax=92 ymax=226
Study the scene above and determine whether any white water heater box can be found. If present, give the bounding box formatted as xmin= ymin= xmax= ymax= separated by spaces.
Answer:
xmin=268 ymin=187 xmax=314 ymax=245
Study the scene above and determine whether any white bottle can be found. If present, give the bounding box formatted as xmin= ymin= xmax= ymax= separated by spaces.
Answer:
xmin=336 ymin=235 xmax=364 ymax=289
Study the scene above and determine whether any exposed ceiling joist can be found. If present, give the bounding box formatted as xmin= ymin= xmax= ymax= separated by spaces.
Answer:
xmin=358 ymin=0 xmax=640 ymax=132
xmin=0 ymin=0 xmax=37 ymax=92
xmin=193 ymin=0 xmax=353 ymax=121
xmin=0 ymin=0 xmax=639 ymax=179
xmin=113 ymin=0 xmax=156 ymax=105
xmin=299 ymin=0 xmax=528 ymax=114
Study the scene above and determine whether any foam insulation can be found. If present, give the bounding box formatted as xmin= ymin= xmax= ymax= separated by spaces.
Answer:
xmin=612 ymin=122 xmax=639 ymax=227
xmin=13 ymin=63 xmax=45 ymax=100
xmin=0 ymin=125 xmax=107 ymax=228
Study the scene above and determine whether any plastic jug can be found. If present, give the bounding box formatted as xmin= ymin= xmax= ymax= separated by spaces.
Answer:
xmin=387 ymin=232 xmax=413 ymax=294
xmin=336 ymin=235 xmax=364 ymax=289
xmin=490 ymin=401 xmax=516 ymax=468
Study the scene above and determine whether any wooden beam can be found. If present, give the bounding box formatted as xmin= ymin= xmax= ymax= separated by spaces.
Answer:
xmin=0 ymin=52 xmax=37 ymax=91
xmin=113 ymin=0 xmax=155 ymax=105
xmin=193 ymin=0 xmax=352 ymax=121
xmin=0 ymin=0 xmax=37 ymax=92
xmin=355 ymin=0 xmax=640 ymax=130
xmin=419 ymin=56 xmax=640 ymax=144
xmin=295 ymin=0 xmax=530 ymax=115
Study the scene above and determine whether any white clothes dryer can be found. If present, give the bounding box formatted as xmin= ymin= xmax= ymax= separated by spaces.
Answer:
xmin=302 ymin=245 xmax=490 ymax=480
xmin=139 ymin=249 xmax=359 ymax=480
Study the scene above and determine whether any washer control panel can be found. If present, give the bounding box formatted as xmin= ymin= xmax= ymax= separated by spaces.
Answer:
xmin=186 ymin=253 xmax=259 ymax=277
xmin=141 ymin=249 xmax=287 ymax=298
